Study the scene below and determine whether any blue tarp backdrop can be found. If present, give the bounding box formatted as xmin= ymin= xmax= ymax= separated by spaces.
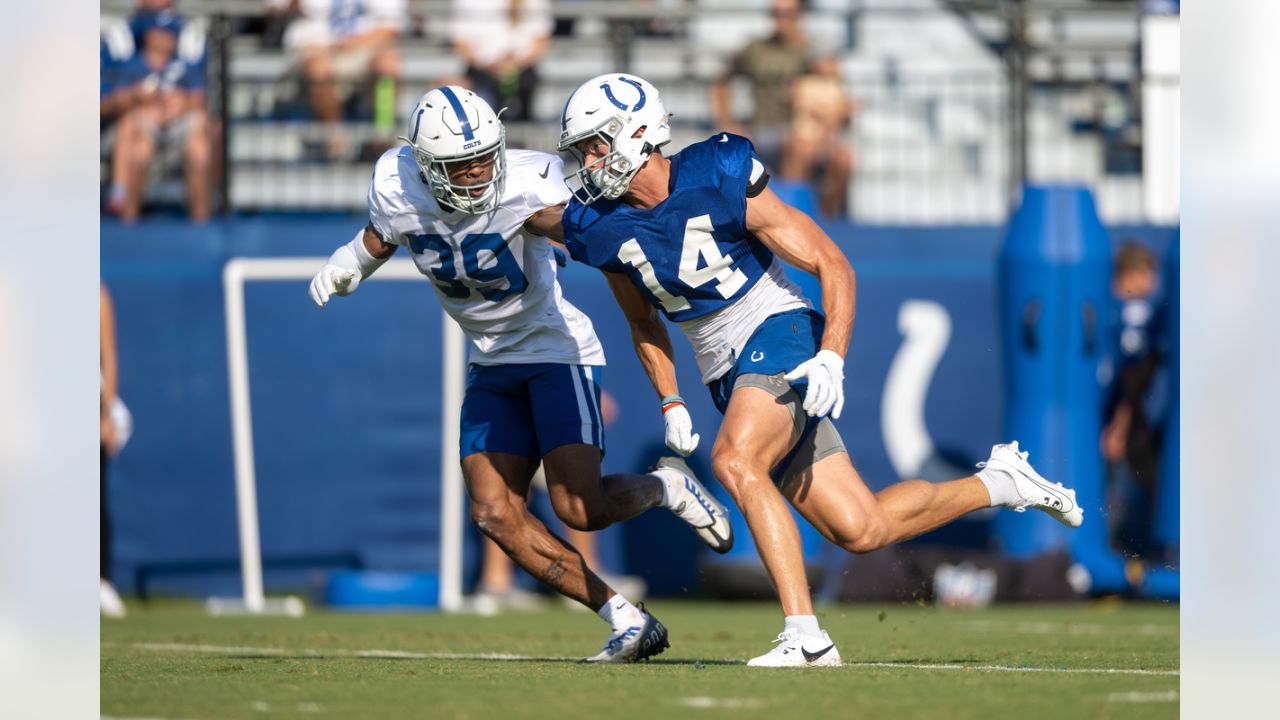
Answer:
xmin=101 ymin=217 xmax=1175 ymax=599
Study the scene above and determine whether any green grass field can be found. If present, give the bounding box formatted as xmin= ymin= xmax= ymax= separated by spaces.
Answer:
xmin=102 ymin=599 xmax=1178 ymax=719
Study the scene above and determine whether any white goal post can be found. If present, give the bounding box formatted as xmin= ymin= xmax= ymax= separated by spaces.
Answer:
xmin=211 ymin=257 xmax=466 ymax=616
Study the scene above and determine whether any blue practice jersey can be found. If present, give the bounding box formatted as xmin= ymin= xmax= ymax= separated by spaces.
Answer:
xmin=111 ymin=53 xmax=207 ymax=95
xmin=100 ymin=12 xmax=207 ymax=98
xmin=563 ymin=133 xmax=777 ymax=323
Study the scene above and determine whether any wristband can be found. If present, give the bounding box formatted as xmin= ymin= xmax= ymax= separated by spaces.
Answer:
xmin=660 ymin=395 xmax=685 ymax=414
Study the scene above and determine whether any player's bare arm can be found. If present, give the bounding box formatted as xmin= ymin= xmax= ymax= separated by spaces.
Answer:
xmin=605 ymin=271 xmax=680 ymax=399
xmin=523 ymin=203 xmax=566 ymax=241
xmin=744 ymin=187 xmax=856 ymax=358
xmin=361 ymin=222 xmax=398 ymax=259
xmin=745 ymin=186 xmax=856 ymax=418
xmin=605 ymin=270 xmax=700 ymax=456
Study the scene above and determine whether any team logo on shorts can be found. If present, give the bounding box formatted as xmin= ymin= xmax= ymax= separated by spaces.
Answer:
xmin=750 ymin=351 xmax=765 ymax=362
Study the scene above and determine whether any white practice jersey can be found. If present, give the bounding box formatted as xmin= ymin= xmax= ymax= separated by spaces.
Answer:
xmin=676 ymin=261 xmax=810 ymax=383
xmin=368 ymin=146 xmax=605 ymax=366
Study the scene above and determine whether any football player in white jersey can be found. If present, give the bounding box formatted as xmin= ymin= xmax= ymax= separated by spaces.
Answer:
xmin=307 ymin=86 xmax=733 ymax=663
xmin=556 ymin=74 xmax=1084 ymax=667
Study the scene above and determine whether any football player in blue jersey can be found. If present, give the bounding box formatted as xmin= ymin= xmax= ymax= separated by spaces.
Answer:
xmin=555 ymin=74 xmax=1085 ymax=667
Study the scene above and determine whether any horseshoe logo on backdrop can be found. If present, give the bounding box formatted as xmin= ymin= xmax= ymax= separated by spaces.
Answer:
xmin=882 ymin=300 xmax=951 ymax=479
xmin=601 ymin=77 xmax=647 ymax=112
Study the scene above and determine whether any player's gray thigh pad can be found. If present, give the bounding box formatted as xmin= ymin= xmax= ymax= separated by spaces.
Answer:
xmin=779 ymin=417 xmax=847 ymax=484
xmin=732 ymin=372 xmax=806 ymax=437
xmin=732 ymin=372 xmax=848 ymax=482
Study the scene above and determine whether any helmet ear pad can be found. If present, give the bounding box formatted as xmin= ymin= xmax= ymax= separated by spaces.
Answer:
xmin=401 ymin=86 xmax=508 ymax=214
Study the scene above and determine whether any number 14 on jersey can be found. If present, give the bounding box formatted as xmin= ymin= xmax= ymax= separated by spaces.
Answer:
xmin=617 ymin=214 xmax=748 ymax=313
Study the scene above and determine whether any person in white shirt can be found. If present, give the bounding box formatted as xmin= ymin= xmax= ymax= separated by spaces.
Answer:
xmin=450 ymin=0 xmax=553 ymax=121
xmin=270 ymin=0 xmax=406 ymax=151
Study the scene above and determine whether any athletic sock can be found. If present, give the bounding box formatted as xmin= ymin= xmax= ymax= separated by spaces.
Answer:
xmin=977 ymin=466 xmax=1018 ymax=507
xmin=652 ymin=468 xmax=680 ymax=509
xmin=597 ymin=595 xmax=643 ymax=632
xmin=784 ymin=614 xmax=822 ymax=638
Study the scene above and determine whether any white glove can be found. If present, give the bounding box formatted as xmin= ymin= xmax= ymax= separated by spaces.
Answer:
xmin=662 ymin=400 xmax=700 ymax=456
xmin=783 ymin=349 xmax=845 ymax=419
xmin=308 ymin=265 xmax=361 ymax=307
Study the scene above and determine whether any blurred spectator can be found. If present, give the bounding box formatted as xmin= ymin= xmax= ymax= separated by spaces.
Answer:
xmin=451 ymin=0 xmax=553 ymax=122
xmin=101 ymin=4 xmax=211 ymax=222
xmin=781 ymin=53 xmax=855 ymax=216
xmin=101 ymin=283 xmax=132 ymax=619
xmin=101 ymin=17 xmax=136 ymax=123
xmin=1100 ymin=242 xmax=1163 ymax=556
xmin=268 ymin=0 xmax=407 ymax=154
xmin=1142 ymin=0 xmax=1180 ymax=15
xmin=711 ymin=0 xmax=810 ymax=169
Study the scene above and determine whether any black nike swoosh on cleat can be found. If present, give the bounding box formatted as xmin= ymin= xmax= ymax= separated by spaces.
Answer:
xmin=1030 ymin=478 xmax=1075 ymax=512
xmin=705 ymin=526 xmax=733 ymax=554
xmin=802 ymin=644 xmax=835 ymax=663
xmin=538 ymin=163 xmax=550 ymax=179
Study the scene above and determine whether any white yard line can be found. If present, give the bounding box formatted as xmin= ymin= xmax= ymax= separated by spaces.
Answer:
xmin=846 ymin=661 xmax=1179 ymax=676
xmin=117 ymin=642 xmax=1179 ymax=676
xmin=1106 ymin=691 xmax=1179 ymax=702
xmin=679 ymin=697 xmax=766 ymax=709
xmin=962 ymin=620 xmax=1177 ymax=637
xmin=249 ymin=701 xmax=324 ymax=713
xmin=102 ymin=715 xmax=192 ymax=720
xmin=125 ymin=642 xmax=431 ymax=659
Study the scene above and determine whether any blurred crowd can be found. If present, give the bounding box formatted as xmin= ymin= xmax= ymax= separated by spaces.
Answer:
xmin=101 ymin=0 xmax=857 ymax=221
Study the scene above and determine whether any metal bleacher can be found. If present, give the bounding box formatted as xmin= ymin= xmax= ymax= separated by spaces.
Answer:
xmin=102 ymin=0 xmax=1156 ymax=224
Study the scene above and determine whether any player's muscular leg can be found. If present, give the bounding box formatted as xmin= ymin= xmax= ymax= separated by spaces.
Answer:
xmin=464 ymin=452 xmax=613 ymax=609
xmin=541 ymin=444 xmax=663 ymax=532
xmin=712 ymin=386 xmax=814 ymax=616
xmin=784 ymin=452 xmax=989 ymax=554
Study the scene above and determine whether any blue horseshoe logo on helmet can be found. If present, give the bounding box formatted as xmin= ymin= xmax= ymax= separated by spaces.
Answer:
xmin=410 ymin=107 xmax=425 ymax=140
xmin=601 ymin=76 xmax=647 ymax=112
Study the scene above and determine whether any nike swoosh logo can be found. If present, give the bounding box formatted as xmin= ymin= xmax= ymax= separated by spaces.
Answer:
xmin=802 ymin=644 xmax=834 ymax=663
xmin=708 ymin=528 xmax=732 ymax=551
xmin=1029 ymin=477 xmax=1075 ymax=512
xmin=539 ymin=163 xmax=550 ymax=179
xmin=584 ymin=108 xmax=599 ymax=115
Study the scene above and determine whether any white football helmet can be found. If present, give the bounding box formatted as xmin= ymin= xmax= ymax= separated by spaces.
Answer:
xmin=557 ymin=73 xmax=671 ymax=204
xmin=399 ymin=86 xmax=507 ymax=214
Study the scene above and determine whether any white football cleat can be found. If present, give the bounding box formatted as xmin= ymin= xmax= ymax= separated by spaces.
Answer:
xmin=747 ymin=628 xmax=842 ymax=668
xmin=978 ymin=441 xmax=1083 ymax=528
xmin=581 ymin=604 xmax=669 ymax=664
xmin=652 ymin=456 xmax=733 ymax=553
xmin=100 ymin=579 xmax=126 ymax=619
